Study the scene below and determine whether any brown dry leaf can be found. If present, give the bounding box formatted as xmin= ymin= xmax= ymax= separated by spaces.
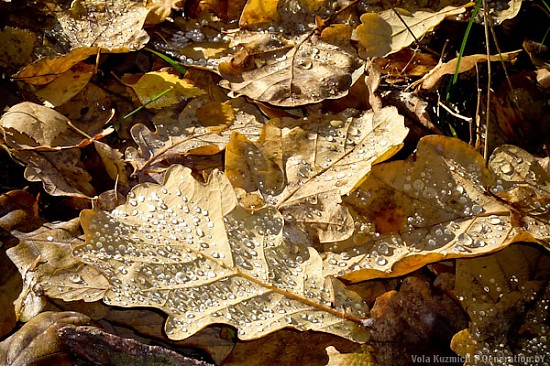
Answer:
xmin=219 ymin=32 xmax=364 ymax=107
xmin=354 ymin=6 xmax=466 ymax=59
xmin=13 ymin=0 xmax=149 ymax=85
xmin=125 ymin=96 xmax=264 ymax=178
xmin=6 ymin=219 xmax=109 ymax=322
xmin=0 ymin=311 xmax=91 ymax=366
xmin=366 ymin=276 xmax=467 ymax=365
xmin=130 ymin=71 xmax=206 ymax=109
xmin=223 ymin=329 xmax=365 ymax=366
xmin=0 ymin=102 xmax=100 ymax=197
xmin=419 ymin=50 xmax=521 ymax=91
xmin=225 ymin=106 xmax=408 ymax=244
xmin=65 ymin=165 xmax=369 ymax=342
xmin=451 ymin=244 xmax=550 ymax=364
xmin=325 ymin=345 xmax=374 ymax=366
xmin=326 ymin=136 xmax=549 ymax=283
xmin=34 ymin=63 xmax=96 ymax=107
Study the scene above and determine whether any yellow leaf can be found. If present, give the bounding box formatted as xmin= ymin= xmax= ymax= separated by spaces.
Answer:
xmin=35 ymin=63 xmax=96 ymax=107
xmin=239 ymin=0 xmax=280 ymax=28
xmin=131 ymin=71 xmax=206 ymax=109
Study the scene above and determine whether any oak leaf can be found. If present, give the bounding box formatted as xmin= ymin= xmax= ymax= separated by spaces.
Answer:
xmin=325 ymin=136 xmax=549 ymax=283
xmin=68 ymin=165 xmax=369 ymax=341
xmin=225 ymin=107 xmax=408 ymax=244
xmin=451 ymin=244 xmax=550 ymax=364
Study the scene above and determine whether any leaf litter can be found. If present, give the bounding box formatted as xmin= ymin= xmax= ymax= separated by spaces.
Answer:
xmin=1 ymin=0 xmax=549 ymax=364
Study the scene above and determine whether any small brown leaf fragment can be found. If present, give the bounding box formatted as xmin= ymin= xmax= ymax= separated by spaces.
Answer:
xmin=0 ymin=311 xmax=90 ymax=366
xmin=367 ymin=277 xmax=466 ymax=366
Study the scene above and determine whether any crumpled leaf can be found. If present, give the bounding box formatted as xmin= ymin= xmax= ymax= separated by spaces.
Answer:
xmin=325 ymin=136 xmax=549 ymax=283
xmin=70 ymin=165 xmax=370 ymax=342
xmin=0 ymin=102 xmax=102 ymax=197
xmin=451 ymin=244 xmax=550 ymax=365
xmin=0 ymin=311 xmax=91 ymax=366
xmin=365 ymin=276 xmax=466 ymax=365
xmin=125 ymin=96 xmax=264 ymax=178
xmin=6 ymin=219 xmax=109 ymax=321
xmin=219 ymin=32 xmax=364 ymax=107
xmin=225 ymin=106 xmax=408 ymax=244
xmin=354 ymin=6 xmax=466 ymax=58
xmin=130 ymin=71 xmax=206 ymax=109
xmin=419 ymin=51 xmax=521 ymax=91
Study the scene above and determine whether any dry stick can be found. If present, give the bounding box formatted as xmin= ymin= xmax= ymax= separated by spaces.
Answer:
xmin=474 ymin=62 xmax=482 ymax=147
xmin=482 ymin=0 xmax=491 ymax=162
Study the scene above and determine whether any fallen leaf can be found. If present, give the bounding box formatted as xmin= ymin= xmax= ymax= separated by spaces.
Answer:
xmin=34 ymin=63 xmax=96 ymax=107
xmin=125 ymin=96 xmax=264 ymax=178
xmin=354 ymin=6 xmax=466 ymax=59
xmin=69 ymin=165 xmax=370 ymax=341
xmin=451 ymin=244 xmax=550 ymax=364
xmin=130 ymin=71 xmax=206 ymax=109
xmin=0 ymin=26 xmax=35 ymax=69
xmin=219 ymin=32 xmax=364 ymax=107
xmin=225 ymin=106 xmax=408 ymax=244
xmin=6 ymin=219 xmax=108 ymax=321
xmin=419 ymin=51 xmax=521 ymax=91
xmin=325 ymin=136 xmax=549 ymax=283
xmin=0 ymin=311 xmax=90 ymax=366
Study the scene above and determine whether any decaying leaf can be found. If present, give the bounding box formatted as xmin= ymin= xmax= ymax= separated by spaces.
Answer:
xmin=0 ymin=311 xmax=91 ymax=366
xmin=0 ymin=26 xmax=36 ymax=69
xmin=325 ymin=136 xmax=549 ymax=283
xmin=34 ymin=63 xmax=96 ymax=107
xmin=354 ymin=6 xmax=466 ymax=59
xmin=13 ymin=0 xmax=149 ymax=84
xmin=225 ymin=106 xmax=408 ymax=244
xmin=69 ymin=165 xmax=370 ymax=341
xmin=451 ymin=244 xmax=550 ymax=365
xmin=366 ymin=276 xmax=467 ymax=365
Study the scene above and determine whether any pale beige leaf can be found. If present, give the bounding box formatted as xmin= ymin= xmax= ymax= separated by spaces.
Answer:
xmin=354 ymin=6 xmax=466 ymax=58
xmin=125 ymin=97 xmax=264 ymax=178
xmin=71 ymin=165 xmax=370 ymax=342
xmin=6 ymin=219 xmax=108 ymax=321
xmin=226 ymin=106 xmax=408 ymax=244
xmin=420 ymin=51 xmax=521 ymax=91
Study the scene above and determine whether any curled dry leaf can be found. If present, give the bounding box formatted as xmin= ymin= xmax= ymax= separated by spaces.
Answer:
xmin=0 ymin=102 xmax=100 ymax=197
xmin=0 ymin=311 xmax=91 ymax=366
xmin=7 ymin=219 xmax=109 ymax=322
xmin=226 ymin=106 xmax=408 ymax=244
xmin=419 ymin=51 xmax=521 ymax=91
xmin=65 ymin=165 xmax=370 ymax=342
xmin=325 ymin=136 xmax=549 ymax=283
xmin=219 ymin=32 xmax=364 ymax=107
xmin=451 ymin=244 xmax=550 ymax=364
